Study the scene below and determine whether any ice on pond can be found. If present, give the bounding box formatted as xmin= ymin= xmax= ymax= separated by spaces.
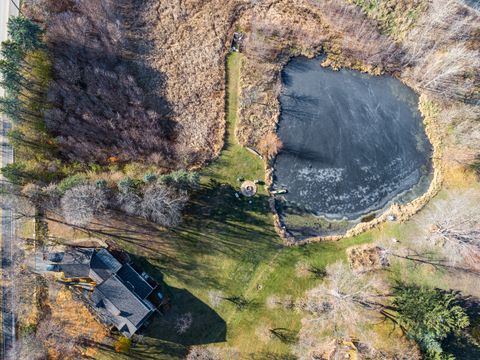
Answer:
xmin=273 ymin=56 xmax=433 ymax=221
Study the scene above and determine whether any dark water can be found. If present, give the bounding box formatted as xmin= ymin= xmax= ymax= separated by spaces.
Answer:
xmin=273 ymin=56 xmax=433 ymax=222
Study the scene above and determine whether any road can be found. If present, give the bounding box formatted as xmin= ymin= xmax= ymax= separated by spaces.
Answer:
xmin=1 ymin=1 xmax=20 ymax=359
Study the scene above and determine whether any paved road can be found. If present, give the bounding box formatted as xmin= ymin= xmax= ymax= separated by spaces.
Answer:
xmin=1 ymin=1 xmax=20 ymax=359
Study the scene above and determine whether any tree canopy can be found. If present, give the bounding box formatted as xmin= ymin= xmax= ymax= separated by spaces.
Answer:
xmin=393 ymin=285 xmax=469 ymax=360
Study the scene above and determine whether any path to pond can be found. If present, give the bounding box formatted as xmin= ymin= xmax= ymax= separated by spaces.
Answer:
xmin=273 ymin=56 xmax=433 ymax=235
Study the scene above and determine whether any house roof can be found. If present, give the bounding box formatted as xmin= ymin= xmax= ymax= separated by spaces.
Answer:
xmin=51 ymin=247 xmax=156 ymax=337
xmin=93 ymin=274 xmax=154 ymax=335
xmin=61 ymin=264 xmax=91 ymax=278
xmin=61 ymin=248 xmax=94 ymax=265
xmin=59 ymin=248 xmax=95 ymax=278
xmin=116 ymin=264 xmax=154 ymax=300
xmin=90 ymin=249 xmax=122 ymax=282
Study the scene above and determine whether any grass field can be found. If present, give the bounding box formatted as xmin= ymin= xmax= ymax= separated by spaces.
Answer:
xmin=53 ymin=51 xmax=480 ymax=360
xmin=94 ymin=53 xmax=376 ymax=359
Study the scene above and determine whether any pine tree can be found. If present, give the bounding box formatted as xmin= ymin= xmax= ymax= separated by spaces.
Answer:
xmin=7 ymin=16 xmax=43 ymax=52
xmin=393 ymin=285 xmax=469 ymax=360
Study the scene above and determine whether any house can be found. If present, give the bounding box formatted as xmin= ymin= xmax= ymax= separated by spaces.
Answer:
xmin=47 ymin=248 xmax=158 ymax=337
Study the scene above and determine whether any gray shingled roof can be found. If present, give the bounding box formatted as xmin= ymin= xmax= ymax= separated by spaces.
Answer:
xmin=61 ymin=248 xmax=94 ymax=265
xmin=94 ymin=275 xmax=154 ymax=335
xmin=59 ymin=248 xmax=94 ymax=278
xmin=61 ymin=264 xmax=91 ymax=278
xmin=116 ymin=264 xmax=154 ymax=300
xmin=90 ymin=249 xmax=122 ymax=282
xmin=52 ymin=247 xmax=156 ymax=337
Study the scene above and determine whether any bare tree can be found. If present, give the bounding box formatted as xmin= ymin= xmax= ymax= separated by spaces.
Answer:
xmin=186 ymin=346 xmax=220 ymax=360
xmin=13 ymin=333 xmax=48 ymax=360
xmin=418 ymin=191 xmax=480 ymax=271
xmin=116 ymin=190 xmax=142 ymax=216
xmin=60 ymin=184 xmax=107 ymax=226
xmin=174 ymin=312 xmax=193 ymax=335
xmin=140 ymin=184 xmax=188 ymax=227
xmin=186 ymin=346 xmax=239 ymax=360
xmin=296 ymin=261 xmax=388 ymax=357
xmin=402 ymin=0 xmax=480 ymax=101
xmin=207 ymin=290 xmax=224 ymax=308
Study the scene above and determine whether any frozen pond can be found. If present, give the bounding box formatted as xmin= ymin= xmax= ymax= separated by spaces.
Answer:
xmin=273 ymin=56 xmax=432 ymax=235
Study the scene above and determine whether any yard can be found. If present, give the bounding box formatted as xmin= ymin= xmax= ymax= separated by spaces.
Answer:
xmin=72 ymin=53 xmax=479 ymax=359
xmin=88 ymin=53 xmax=376 ymax=359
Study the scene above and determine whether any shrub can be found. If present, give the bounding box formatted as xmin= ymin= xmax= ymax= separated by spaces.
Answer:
xmin=257 ymin=132 xmax=283 ymax=159
xmin=158 ymin=170 xmax=200 ymax=191
xmin=114 ymin=336 xmax=132 ymax=353
xmin=143 ymin=173 xmax=157 ymax=183
xmin=117 ymin=177 xmax=136 ymax=194
xmin=95 ymin=179 xmax=107 ymax=189
xmin=57 ymin=174 xmax=88 ymax=194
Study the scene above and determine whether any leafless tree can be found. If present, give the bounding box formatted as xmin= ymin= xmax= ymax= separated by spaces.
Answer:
xmin=140 ymin=184 xmax=188 ymax=227
xmin=116 ymin=190 xmax=142 ymax=217
xmin=61 ymin=184 xmax=107 ymax=226
xmin=13 ymin=333 xmax=48 ymax=360
xmin=186 ymin=346 xmax=220 ymax=360
xmin=418 ymin=191 xmax=480 ymax=271
xmin=0 ymin=182 xmax=36 ymax=220
xmin=207 ymin=290 xmax=224 ymax=308
xmin=298 ymin=261 xmax=388 ymax=343
xmin=174 ymin=312 xmax=193 ymax=335
xmin=186 ymin=345 xmax=239 ymax=360
xmin=402 ymin=0 xmax=480 ymax=101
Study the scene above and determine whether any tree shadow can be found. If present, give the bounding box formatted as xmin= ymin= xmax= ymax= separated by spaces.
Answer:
xmin=47 ymin=180 xmax=281 ymax=292
xmin=142 ymin=286 xmax=227 ymax=346
xmin=269 ymin=328 xmax=298 ymax=344
xmin=113 ymin=256 xmax=227 ymax=348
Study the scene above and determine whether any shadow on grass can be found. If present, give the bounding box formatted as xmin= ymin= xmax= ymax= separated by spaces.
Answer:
xmin=142 ymin=286 xmax=226 ymax=346
xmin=73 ymin=180 xmax=280 ymax=290
xmin=130 ymin=256 xmax=227 ymax=347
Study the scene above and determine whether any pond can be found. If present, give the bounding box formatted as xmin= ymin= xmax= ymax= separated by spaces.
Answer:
xmin=272 ymin=56 xmax=433 ymax=237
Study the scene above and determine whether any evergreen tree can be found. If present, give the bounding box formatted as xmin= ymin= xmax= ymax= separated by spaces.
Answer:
xmin=1 ymin=40 xmax=24 ymax=64
xmin=1 ymin=162 xmax=32 ymax=185
xmin=0 ymin=59 xmax=21 ymax=93
xmin=7 ymin=16 xmax=43 ymax=52
xmin=393 ymin=285 xmax=469 ymax=360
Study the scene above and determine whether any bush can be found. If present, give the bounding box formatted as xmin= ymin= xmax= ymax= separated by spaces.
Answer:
xmin=117 ymin=177 xmax=137 ymax=194
xmin=57 ymin=174 xmax=88 ymax=193
xmin=158 ymin=170 xmax=200 ymax=191
xmin=95 ymin=179 xmax=107 ymax=189
xmin=114 ymin=336 xmax=132 ymax=353
xmin=257 ymin=132 xmax=283 ymax=159
xmin=143 ymin=173 xmax=157 ymax=183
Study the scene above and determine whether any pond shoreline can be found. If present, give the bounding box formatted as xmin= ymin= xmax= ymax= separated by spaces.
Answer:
xmin=262 ymin=58 xmax=444 ymax=244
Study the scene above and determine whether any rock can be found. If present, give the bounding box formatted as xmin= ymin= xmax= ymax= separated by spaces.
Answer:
xmin=387 ymin=214 xmax=397 ymax=221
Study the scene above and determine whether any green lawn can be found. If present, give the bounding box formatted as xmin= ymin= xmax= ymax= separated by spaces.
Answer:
xmin=96 ymin=53 xmax=375 ymax=359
